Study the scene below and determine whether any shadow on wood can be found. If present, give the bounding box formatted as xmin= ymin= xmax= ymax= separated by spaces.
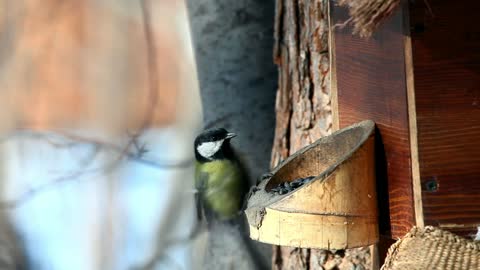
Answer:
xmin=245 ymin=120 xmax=378 ymax=249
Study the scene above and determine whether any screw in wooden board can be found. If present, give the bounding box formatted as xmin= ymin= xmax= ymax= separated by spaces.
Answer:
xmin=423 ymin=177 xmax=438 ymax=192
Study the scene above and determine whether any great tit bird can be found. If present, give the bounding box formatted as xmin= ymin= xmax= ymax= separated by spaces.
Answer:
xmin=194 ymin=128 xmax=248 ymax=222
xmin=193 ymin=128 xmax=268 ymax=270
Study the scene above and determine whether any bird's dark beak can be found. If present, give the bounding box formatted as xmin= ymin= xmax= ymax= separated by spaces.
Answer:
xmin=226 ymin=132 xmax=237 ymax=139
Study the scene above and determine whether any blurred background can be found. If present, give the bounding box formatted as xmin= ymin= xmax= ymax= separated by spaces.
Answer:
xmin=0 ymin=0 xmax=276 ymax=269
xmin=187 ymin=0 xmax=276 ymax=268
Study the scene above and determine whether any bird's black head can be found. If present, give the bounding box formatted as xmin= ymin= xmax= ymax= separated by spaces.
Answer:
xmin=194 ymin=128 xmax=237 ymax=162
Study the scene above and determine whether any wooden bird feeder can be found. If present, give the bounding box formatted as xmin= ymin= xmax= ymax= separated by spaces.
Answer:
xmin=245 ymin=120 xmax=378 ymax=249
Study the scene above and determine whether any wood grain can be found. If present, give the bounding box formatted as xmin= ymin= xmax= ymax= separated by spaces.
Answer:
xmin=410 ymin=0 xmax=480 ymax=237
xmin=404 ymin=18 xmax=424 ymax=228
xmin=271 ymin=0 xmax=334 ymax=267
xmin=331 ymin=5 xmax=415 ymax=238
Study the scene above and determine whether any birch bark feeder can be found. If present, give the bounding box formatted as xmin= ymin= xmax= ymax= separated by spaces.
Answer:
xmin=245 ymin=120 xmax=378 ymax=249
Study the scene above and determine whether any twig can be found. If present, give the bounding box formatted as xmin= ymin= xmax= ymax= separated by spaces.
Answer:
xmin=107 ymin=0 xmax=160 ymax=171
xmin=0 ymin=130 xmax=194 ymax=208
xmin=332 ymin=17 xmax=353 ymax=30
xmin=5 ymin=130 xmax=194 ymax=169
xmin=0 ymin=166 xmax=106 ymax=208
xmin=57 ymin=131 xmax=194 ymax=169
xmin=122 ymin=0 xmax=159 ymax=142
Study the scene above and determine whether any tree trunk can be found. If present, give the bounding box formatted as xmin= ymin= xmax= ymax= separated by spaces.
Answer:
xmin=270 ymin=0 xmax=371 ymax=269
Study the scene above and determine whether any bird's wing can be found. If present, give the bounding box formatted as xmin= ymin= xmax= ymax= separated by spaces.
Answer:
xmin=195 ymin=170 xmax=209 ymax=221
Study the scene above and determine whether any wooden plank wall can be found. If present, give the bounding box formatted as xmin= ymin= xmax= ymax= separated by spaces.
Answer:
xmin=410 ymin=0 xmax=480 ymax=237
xmin=331 ymin=5 xmax=415 ymax=238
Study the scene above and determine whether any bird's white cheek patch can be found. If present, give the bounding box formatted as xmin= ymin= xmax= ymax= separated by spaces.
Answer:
xmin=197 ymin=140 xmax=223 ymax=158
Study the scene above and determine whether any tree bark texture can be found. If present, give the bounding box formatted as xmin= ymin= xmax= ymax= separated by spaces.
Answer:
xmin=270 ymin=0 xmax=371 ymax=269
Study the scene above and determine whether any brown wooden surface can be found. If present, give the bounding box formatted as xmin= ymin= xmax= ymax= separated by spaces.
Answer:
xmin=405 ymin=32 xmax=425 ymax=229
xmin=410 ymin=0 xmax=480 ymax=237
xmin=271 ymin=0 xmax=337 ymax=267
xmin=331 ymin=5 xmax=415 ymax=238
xmin=271 ymin=0 xmax=374 ymax=268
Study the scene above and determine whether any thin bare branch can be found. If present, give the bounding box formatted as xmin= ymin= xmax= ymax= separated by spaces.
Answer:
xmin=4 ymin=130 xmax=194 ymax=169
xmin=117 ymin=0 xmax=159 ymax=158
xmin=0 ymin=166 xmax=106 ymax=209
xmin=332 ymin=17 xmax=353 ymax=30
xmin=0 ymin=129 xmax=194 ymax=209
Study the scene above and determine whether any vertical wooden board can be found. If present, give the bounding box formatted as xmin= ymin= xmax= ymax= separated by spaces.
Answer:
xmin=331 ymin=5 xmax=414 ymax=238
xmin=410 ymin=0 xmax=480 ymax=237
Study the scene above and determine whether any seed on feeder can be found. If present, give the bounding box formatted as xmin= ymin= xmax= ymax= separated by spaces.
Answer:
xmin=268 ymin=175 xmax=316 ymax=195
xmin=290 ymin=181 xmax=301 ymax=188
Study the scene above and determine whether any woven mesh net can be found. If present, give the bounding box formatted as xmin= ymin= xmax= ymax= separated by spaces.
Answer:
xmin=382 ymin=226 xmax=480 ymax=270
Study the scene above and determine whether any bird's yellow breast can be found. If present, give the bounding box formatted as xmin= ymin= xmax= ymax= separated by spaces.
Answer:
xmin=195 ymin=160 xmax=244 ymax=219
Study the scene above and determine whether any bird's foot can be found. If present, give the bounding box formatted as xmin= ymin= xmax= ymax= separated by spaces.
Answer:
xmin=257 ymin=172 xmax=273 ymax=184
